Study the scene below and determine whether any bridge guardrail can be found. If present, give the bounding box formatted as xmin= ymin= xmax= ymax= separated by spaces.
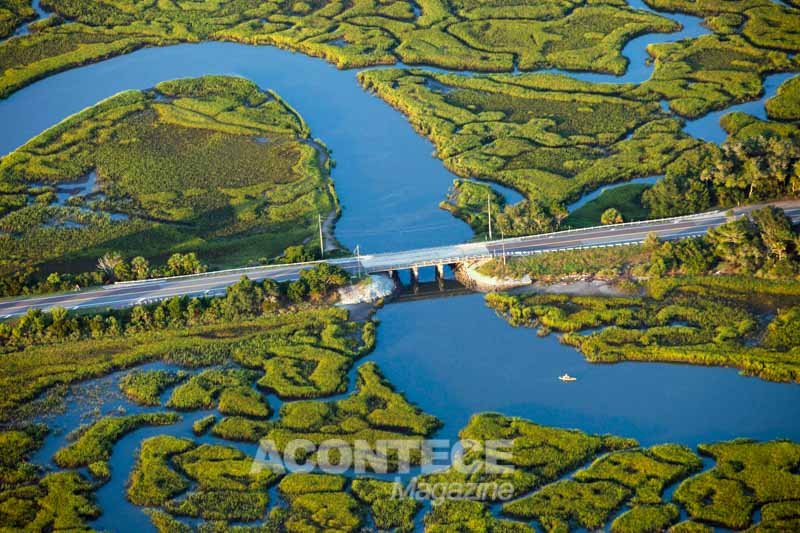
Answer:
xmin=364 ymin=230 xmax=710 ymax=272
xmin=110 ymin=208 xmax=732 ymax=288
xmin=109 ymin=257 xmax=351 ymax=288
xmin=369 ymin=225 xmax=715 ymax=271
xmin=108 ymin=201 xmax=792 ymax=289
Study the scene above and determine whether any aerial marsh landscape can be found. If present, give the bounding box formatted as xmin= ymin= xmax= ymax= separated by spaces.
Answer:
xmin=0 ymin=0 xmax=799 ymax=531
xmin=0 ymin=75 xmax=337 ymax=295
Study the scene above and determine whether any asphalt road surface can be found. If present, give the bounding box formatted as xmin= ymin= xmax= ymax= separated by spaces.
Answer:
xmin=2 ymin=200 xmax=798 ymax=318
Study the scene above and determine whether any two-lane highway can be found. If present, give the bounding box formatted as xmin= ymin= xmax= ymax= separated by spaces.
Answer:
xmin=2 ymin=200 xmax=798 ymax=318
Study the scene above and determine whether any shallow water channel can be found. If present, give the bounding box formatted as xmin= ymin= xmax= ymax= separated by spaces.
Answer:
xmin=27 ymin=287 xmax=800 ymax=531
xmin=1 ymin=0 xmax=799 ymax=529
xmin=0 ymin=0 xmax=793 ymax=251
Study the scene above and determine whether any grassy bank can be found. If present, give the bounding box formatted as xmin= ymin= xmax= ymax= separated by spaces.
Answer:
xmin=0 ymin=302 xmax=364 ymax=422
xmin=0 ymin=75 xmax=336 ymax=287
xmin=487 ymin=278 xmax=800 ymax=383
xmin=482 ymin=206 xmax=800 ymax=382
xmin=565 ymin=183 xmax=653 ymax=228
xmin=0 ymin=0 xmax=679 ymax=98
xmin=359 ymin=68 xmax=717 ymax=237
xmin=1 ymin=405 xmax=798 ymax=530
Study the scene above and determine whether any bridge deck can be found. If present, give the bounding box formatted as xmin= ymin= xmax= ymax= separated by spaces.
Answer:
xmin=1 ymin=200 xmax=798 ymax=318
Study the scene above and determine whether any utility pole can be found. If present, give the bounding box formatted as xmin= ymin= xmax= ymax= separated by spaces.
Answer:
xmin=501 ymin=228 xmax=507 ymax=269
xmin=354 ymin=245 xmax=361 ymax=279
xmin=487 ymin=193 xmax=493 ymax=241
xmin=318 ymin=214 xmax=325 ymax=258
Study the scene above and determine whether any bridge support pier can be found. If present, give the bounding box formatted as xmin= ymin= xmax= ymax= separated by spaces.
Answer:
xmin=435 ymin=264 xmax=446 ymax=290
xmin=410 ymin=267 xmax=420 ymax=294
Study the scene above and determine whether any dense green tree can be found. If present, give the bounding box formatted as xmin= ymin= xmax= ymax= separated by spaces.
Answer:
xmin=152 ymin=306 xmax=168 ymax=330
xmin=129 ymin=306 xmax=153 ymax=333
xmin=644 ymin=136 xmax=799 ymax=218
xmin=113 ymin=261 xmax=132 ymax=282
xmin=751 ymin=207 xmax=796 ymax=261
xmin=2 ymin=251 xmax=209 ymax=299
xmin=7 ymin=309 xmax=47 ymax=344
xmin=287 ymin=279 xmax=310 ymax=303
xmin=601 ymin=208 xmax=624 ymax=225
xmin=97 ymin=252 xmax=124 ymax=279
xmin=763 ymin=307 xmax=800 ymax=350
xmin=88 ymin=315 xmax=105 ymax=339
xmin=166 ymin=253 xmax=206 ymax=277
xmin=643 ymin=232 xmax=661 ymax=252
xmin=496 ymin=200 xmax=556 ymax=236
xmin=0 ymin=266 xmax=35 ymax=297
xmin=299 ymin=263 xmax=349 ymax=301
xmin=706 ymin=218 xmax=765 ymax=272
xmin=105 ymin=316 xmax=122 ymax=337
xmin=701 ymin=136 xmax=800 ymax=205
xmin=185 ymin=298 xmax=204 ymax=326
xmin=673 ymin=239 xmax=713 ymax=275
xmin=643 ymin=174 xmax=713 ymax=218
xmin=164 ymin=297 xmax=185 ymax=327
xmin=282 ymin=245 xmax=319 ymax=264
xmin=220 ymin=277 xmax=264 ymax=320
xmin=47 ymin=307 xmax=78 ymax=340
xmin=131 ymin=257 xmax=150 ymax=280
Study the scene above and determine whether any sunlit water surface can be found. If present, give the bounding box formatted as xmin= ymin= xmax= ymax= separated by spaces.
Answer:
xmin=1 ymin=2 xmax=798 ymax=530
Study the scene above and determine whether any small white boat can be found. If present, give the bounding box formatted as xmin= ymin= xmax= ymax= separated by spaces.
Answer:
xmin=559 ymin=373 xmax=577 ymax=382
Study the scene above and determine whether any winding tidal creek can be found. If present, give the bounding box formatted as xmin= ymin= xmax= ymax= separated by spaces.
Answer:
xmin=2 ymin=2 xmax=798 ymax=529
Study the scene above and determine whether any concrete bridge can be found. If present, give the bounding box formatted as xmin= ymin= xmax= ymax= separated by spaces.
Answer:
xmin=1 ymin=200 xmax=799 ymax=318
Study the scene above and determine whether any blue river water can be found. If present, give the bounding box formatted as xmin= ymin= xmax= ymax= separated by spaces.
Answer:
xmin=566 ymin=176 xmax=662 ymax=212
xmin=542 ymin=0 xmax=709 ymax=86
xmin=684 ymin=71 xmax=799 ymax=143
xmin=26 ymin=287 xmax=800 ymax=532
xmin=2 ymin=0 xmax=46 ymax=40
xmin=0 ymin=0 xmax=790 ymax=252
xmin=1 ymin=0 xmax=799 ymax=529
xmin=0 ymin=43 xmax=472 ymax=254
xmin=372 ymin=292 xmax=800 ymax=448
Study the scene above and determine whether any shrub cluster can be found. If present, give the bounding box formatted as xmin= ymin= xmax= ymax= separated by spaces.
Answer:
xmin=0 ymin=263 xmax=350 ymax=350
xmin=358 ymin=68 xmax=710 ymax=235
xmin=0 ymin=76 xmax=336 ymax=288
xmin=0 ymin=0 xmax=680 ymax=97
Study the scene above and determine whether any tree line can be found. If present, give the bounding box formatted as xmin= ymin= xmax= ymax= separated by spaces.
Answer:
xmin=645 ymin=206 xmax=800 ymax=279
xmin=643 ymin=136 xmax=800 ymax=218
xmin=0 ymin=263 xmax=350 ymax=350
xmin=0 ymin=242 xmax=327 ymax=299
xmin=0 ymin=252 xmax=208 ymax=298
